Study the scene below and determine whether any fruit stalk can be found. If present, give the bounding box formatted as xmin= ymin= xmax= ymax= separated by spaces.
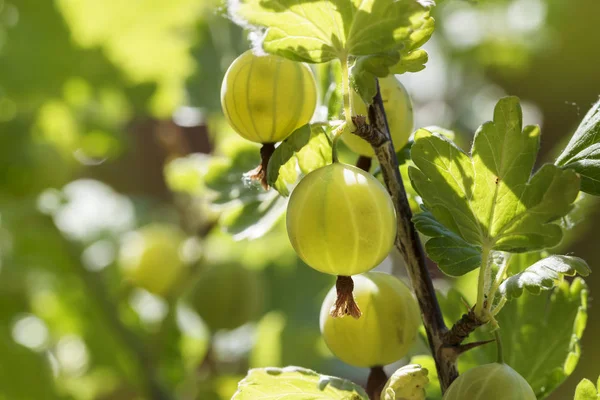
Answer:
xmin=366 ymin=366 xmax=388 ymax=400
xmin=351 ymin=80 xmax=457 ymax=391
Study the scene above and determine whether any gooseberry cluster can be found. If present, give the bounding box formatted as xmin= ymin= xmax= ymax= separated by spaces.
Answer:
xmin=220 ymin=50 xmax=422 ymax=370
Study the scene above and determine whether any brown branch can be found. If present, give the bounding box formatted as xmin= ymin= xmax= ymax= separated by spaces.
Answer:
xmin=351 ymin=79 xmax=466 ymax=392
xmin=366 ymin=366 xmax=387 ymax=400
xmin=444 ymin=308 xmax=486 ymax=346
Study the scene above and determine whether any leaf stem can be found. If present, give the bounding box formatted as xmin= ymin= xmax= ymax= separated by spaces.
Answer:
xmin=494 ymin=330 xmax=504 ymax=364
xmin=339 ymin=56 xmax=353 ymax=136
xmin=474 ymin=247 xmax=491 ymax=318
xmin=486 ymin=255 xmax=511 ymax=312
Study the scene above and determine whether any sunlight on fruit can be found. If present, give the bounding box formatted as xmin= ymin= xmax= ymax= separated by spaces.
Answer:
xmin=287 ymin=163 xmax=396 ymax=276
xmin=221 ymin=50 xmax=317 ymax=144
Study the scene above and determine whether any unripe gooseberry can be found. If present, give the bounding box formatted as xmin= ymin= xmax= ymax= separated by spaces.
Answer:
xmin=320 ymin=272 xmax=421 ymax=367
xmin=342 ymin=75 xmax=413 ymax=157
xmin=187 ymin=263 xmax=264 ymax=331
xmin=286 ymin=163 xmax=396 ymax=276
xmin=119 ymin=224 xmax=187 ymax=296
xmin=220 ymin=50 xmax=317 ymax=144
xmin=443 ymin=363 xmax=536 ymax=400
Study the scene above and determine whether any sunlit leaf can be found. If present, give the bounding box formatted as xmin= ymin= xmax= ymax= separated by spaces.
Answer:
xmin=229 ymin=0 xmax=433 ymax=64
xmin=499 ymin=255 xmax=590 ymax=300
xmin=267 ymin=124 xmax=332 ymax=196
xmin=575 ymin=377 xmax=600 ymax=400
xmin=409 ymin=97 xmax=580 ymax=275
xmin=232 ymin=366 xmax=368 ymax=399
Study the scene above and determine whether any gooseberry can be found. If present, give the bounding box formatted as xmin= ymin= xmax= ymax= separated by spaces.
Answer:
xmin=286 ymin=162 xmax=396 ymax=276
xmin=443 ymin=363 xmax=536 ymax=400
xmin=342 ymin=75 xmax=413 ymax=157
xmin=119 ymin=224 xmax=187 ymax=296
xmin=187 ymin=262 xmax=264 ymax=331
xmin=320 ymin=272 xmax=420 ymax=367
xmin=220 ymin=50 xmax=317 ymax=144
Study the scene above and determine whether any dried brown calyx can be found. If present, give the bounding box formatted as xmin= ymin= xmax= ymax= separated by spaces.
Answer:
xmin=329 ymin=275 xmax=362 ymax=319
xmin=246 ymin=143 xmax=276 ymax=190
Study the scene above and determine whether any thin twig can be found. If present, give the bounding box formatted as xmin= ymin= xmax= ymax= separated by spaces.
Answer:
xmin=351 ymin=79 xmax=458 ymax=391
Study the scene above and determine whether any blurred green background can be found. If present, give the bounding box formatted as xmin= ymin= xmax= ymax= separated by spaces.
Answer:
xmin=0 ymin=0 xmax=598 ymax=399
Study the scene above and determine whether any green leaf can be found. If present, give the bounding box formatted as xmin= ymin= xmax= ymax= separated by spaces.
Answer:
xmin=349 ymin=14 xmax=434 ymax=102
xmin=499 ymin=255 xmax=590 ymax=300
xmin=204 ymin=141 xmax=263 ymax=205
xmin=409 ymin=97 xmax=580 ymax=276
xmin=438 ymin=278 xmax=589 ymax=399
xmin=232 ymin=366 xmax=369 ymax=399
xmin=267 ymin=124 xmax=332 ymax=196
xmin=202 ymin=139 xmax=287 ymax=239
xmin=220 ymin=190 xmax=288 ymax=240
xmin=382 ymin=364 xmax=428 ymax=400
xmin=505 ymin=251 xmax=545 ymax=276
xmin=412 ymin=210 xmax=481 ymax=275
xmin=229 ymin=0 xmax=434 ymax=64
xmin=575 ymin=378 xmax=600 ymax=400
xmin=556 ymin=99 xmax=600 ymax=195
xmin=350 ymin=52 xmax=401 ymax=103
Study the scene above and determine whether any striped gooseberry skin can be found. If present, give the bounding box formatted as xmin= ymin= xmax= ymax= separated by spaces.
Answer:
xmin=286 ymin=163 xmax=396 ymax=276
xmin=220 ymin=50 xmax=317 ymax=144
xmin=444 ymin=363 xmax=536 ymax=400
xmin=342 ymin=75 xmax=413 ymax=157
xmin=320 ymin=272 xmax=420 ymax=367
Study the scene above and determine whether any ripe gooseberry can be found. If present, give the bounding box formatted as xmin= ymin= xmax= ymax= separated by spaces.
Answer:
xmin=286 ymin=162 xmax=396 ymax=277
xmin=220 ymin=50 xmax=317 ymax=144
xmin=187 ymin=262 xmax=264 ymax=331
xmin=320 ymin=272 xmax=420 ymax=368
xmin=119 ymin=224 xmax=187 ymax=296
xmin=443 ymin=363 xmax=536 ymax=400
xmin=342 ymin=75 xmax=413 ymax=157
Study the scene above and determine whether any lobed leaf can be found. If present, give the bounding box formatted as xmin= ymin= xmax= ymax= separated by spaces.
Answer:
xmin=575 ymin=377 xmax=600 ymax=400
xmin=232 ymin=366 xmax=368 ymax=399
xmin=267 ymin=124 xmax=332 ymax=196
xmin=556 ymin=99 xmax=600 ymax=195
xmin=412 ymin=210 xmax=481 ymax=275
xmin=409 ymin=97 xmax=580 ymax=276
xmin=433 ymin=278 xmax=589 ymax=399
xmin=349 ymin=8 xmax=434 ymax=102
xmin=499 ymin=255 xmax=590 ymax=300
xmin=229 ymin=0 xmax=434 ymax=64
